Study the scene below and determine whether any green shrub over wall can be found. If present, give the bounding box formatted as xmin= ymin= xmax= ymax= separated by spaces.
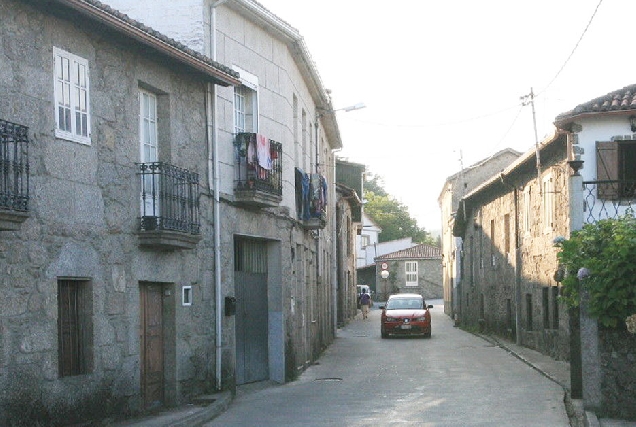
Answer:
xmin=555 ymin=213 xmax=636 ymax=328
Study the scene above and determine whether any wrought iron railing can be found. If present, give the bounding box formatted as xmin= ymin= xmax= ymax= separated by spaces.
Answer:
xmin=138 ymin=162 xmax=200 ymax=234
xmin=583 ymin=180 xmax=636 ymax=223
xmin=234 ymin=133 xmax=282 ymax=196
xmin=0 ymin=119 xmax=29 ymax=212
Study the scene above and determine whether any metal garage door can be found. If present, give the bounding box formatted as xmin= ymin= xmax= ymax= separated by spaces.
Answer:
xmin=235 ymin=238 xmax=269 ymax=384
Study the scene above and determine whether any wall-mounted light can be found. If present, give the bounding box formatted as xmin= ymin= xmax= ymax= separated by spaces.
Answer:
xmin=630 ymin=115 xmax=636 ymax=132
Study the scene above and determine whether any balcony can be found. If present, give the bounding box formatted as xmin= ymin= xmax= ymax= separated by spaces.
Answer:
xmin=295 ymin=168 xmax=327 ymax=230
xmin=137 ymin=162 xmax=201 ymax=250
xmin=583 ymin=180 xmax=636 ymax=223
xmin=234 ymin=133 xmax=282 ymax=208
xmin=0 ymin=119 xmax=29 ymax=231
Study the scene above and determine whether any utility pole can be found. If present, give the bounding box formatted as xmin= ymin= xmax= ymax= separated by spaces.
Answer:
xmin=520 ymin=88 xmax=542 ymax=193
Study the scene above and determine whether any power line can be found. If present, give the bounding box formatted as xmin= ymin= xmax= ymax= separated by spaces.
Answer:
xmin=538 ymin=0 xmax=604 ymax=97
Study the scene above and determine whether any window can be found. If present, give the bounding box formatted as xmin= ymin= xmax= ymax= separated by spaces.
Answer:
xmin=552 ymin=286 xmax=560 ymax=329
xmin=139 ymin=90 xmax=159 ymax=218
xmin=523 ymin=186 xmax=532 ymax=233
xmin=504 ymin=214 xmax=511 ymax=255
xmin=490 ymin=219 xmax=496 ymax=267
xmin=596 ymin=140 xmax=636 ymax=199
xmin=54 ymin=47 xmax=90 ymax=144
xmin=542 ymin=287 xmax=550 ymax=329
xmin=542 ymin=175 xmax=555 ymax=231
xmin=526 ymin=293 xmax=533 ymax=331
xmin=405 ymin=261 xmax=418 ymax=286
xmin=469 ymin=236 xmax=475 ymax=286
xmin=360 ymin=235 xmax=370 ymax=247
xmin=232 ymin=66 xmax=258 ymax=134
xmin=58 ymin=279 xmax=92 ymax=377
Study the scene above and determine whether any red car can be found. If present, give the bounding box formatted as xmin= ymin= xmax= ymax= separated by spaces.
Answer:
xmin=380 ymin=293 xmax=433 ymax=338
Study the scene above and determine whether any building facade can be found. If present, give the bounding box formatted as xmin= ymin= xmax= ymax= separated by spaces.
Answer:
xmin=374 ymin=244 xmax=442 ymax=301
xmin=1 ymin=0 xmax=347 ymax=424
xmin=438 ymin=149 xmax=521 ymax=317
xmin=452 ymin=132 xmax=571 ymax=360
xmin=0 ymin=0 xmax=240 ymax=424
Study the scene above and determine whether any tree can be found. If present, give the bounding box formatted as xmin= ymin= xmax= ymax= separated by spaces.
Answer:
xmin=363 ymin=172 xmax=435 ymax=245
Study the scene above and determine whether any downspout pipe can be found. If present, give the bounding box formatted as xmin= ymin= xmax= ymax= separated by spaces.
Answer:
xmin=500 ymin=173 xmax=522 ymax=345
xmin=209 ymin=0 xmax=228 ymax=391
xmin=331 ymin=147 xmax=341 ymax=335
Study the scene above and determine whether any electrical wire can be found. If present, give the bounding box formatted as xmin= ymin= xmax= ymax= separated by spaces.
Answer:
xmin=537 ymin=0 xmax=604 ymax=97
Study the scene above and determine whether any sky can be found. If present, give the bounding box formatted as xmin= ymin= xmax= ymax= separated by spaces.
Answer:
xmin=258 ymin=0 xmax=635 ymax=233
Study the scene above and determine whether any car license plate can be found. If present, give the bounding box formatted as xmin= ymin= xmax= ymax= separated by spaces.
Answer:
xmin=400 ymin=324 xmax=411 ymax=330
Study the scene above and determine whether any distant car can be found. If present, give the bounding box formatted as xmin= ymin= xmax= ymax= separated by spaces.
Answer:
xmin=380 ymin=293 xmax=433 ymax=338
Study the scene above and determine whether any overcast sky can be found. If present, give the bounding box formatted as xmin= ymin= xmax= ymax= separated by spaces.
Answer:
xmin=258 ymin=0 xmax=633 ymax=233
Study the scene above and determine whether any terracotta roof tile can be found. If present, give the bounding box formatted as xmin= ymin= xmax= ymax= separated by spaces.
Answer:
xmin=556 ymin=83 xmax=636 ymax=122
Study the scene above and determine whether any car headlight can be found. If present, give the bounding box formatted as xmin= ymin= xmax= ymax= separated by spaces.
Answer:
xmin=385 ymin=317 xmax=399 ymax=322
xmin=415 ymin=317 xmax=426 ymax=321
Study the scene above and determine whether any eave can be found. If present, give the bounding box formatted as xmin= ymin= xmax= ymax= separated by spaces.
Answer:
xmin=50 ymin=0 xmax=241 ymax=86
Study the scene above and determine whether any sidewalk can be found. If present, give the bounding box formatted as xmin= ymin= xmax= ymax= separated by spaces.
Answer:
xmin=478 ymin=333 xmax=636 ymax=427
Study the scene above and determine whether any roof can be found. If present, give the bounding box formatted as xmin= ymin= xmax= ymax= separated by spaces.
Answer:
xmin=452 ymin=129 xmax=567 ymax=237
xmin=375 ymin=244 xmax=441 ymax=261
xmin=555 ymin=83 xmax=636 ymax=126
xmin=44 ymin=0 xmax=240 ymax=86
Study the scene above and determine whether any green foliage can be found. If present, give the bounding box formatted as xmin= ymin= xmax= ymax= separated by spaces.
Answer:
xmin=555 ymin=213 xmax=636 ymax=328
xmin=363 ymin=172 xmax=435 ymax=245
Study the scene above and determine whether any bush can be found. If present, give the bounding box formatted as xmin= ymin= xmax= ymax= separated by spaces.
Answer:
xmin=555 ymin=213 xmax=636 ymax=328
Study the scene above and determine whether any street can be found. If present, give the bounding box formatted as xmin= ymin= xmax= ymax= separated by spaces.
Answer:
xmin=204 ymin=300 xmax=570 ymax=426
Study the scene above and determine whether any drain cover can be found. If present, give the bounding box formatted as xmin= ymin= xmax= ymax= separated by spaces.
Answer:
xmin=314 ymin=377 xmax=343 ymax=382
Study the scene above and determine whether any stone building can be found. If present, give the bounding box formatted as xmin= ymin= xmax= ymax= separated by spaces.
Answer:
xmin=449 ymin=83 xmax=636 ymax=420
xmin=335 ymin=183 xmax=362 ymax=326
xmin=0 ymin=0 xmax=239 ymax=424
xmin=335 ymin=160 xmax=364 ymax=326
xmin=99 ymin=0 xmax=346 ymax=385
xmin=452 ymin=131 xmax=571 ymax=360
xmin=1 ymin=0 xmax=347 ymax=425
xmin=374 ymin=244 xmax=442 ymax=301
xmin=438 ymin=148 xmax=521 ymax=317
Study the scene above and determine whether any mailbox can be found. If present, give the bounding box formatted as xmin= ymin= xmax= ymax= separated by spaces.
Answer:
xmin=225 ymin=296 xmax=237 ymax=316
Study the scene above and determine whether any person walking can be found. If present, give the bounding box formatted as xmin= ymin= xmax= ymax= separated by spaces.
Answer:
xmin=359 ymin=290 xmax=372 ymax=319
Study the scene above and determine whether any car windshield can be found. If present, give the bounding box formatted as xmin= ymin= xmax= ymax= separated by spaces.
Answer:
xmin=385 ymin=298 xmax=423 ymax=310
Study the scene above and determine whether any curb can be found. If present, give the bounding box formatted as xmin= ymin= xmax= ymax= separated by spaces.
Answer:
xmin=171 ymin=392 xmax=233 ymax=427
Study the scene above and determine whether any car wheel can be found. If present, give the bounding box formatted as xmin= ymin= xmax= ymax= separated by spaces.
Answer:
xmin=424 ymin=331 xmax=431 ymax=338
xmin=381 ymin=329 xmax=388 ymax=339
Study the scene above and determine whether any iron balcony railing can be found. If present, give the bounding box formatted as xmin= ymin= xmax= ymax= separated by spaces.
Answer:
xmin=583 ymin=180 xmax=636 ymax=223
xmin=0 ymin=119 xmax=29 ymax=212
xmin=138 ymin=162 xmax=200 ymax=234
xmin=234 ymin=133 xmax=282 ymax=196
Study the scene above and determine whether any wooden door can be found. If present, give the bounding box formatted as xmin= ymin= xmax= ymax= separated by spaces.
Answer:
xmin=140 ymin=283 xmax=164 ymax=408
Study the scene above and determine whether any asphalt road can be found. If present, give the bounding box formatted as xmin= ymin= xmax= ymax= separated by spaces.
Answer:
xmin=204 ymin=300 xmax=570 ymax=426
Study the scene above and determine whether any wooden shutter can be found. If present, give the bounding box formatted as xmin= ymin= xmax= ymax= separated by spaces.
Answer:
xmin=596 ymin=141 xmax=619 ymax=200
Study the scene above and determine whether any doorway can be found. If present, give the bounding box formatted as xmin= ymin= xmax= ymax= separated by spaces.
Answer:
xmin=234 ymin=238 xmax=269 ymax=384
xmin=140 ymin=283 xmax=164 ymax=408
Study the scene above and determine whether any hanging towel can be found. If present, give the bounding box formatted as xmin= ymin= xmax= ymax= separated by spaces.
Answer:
xmin=257 ymin=134 xmax=272 ymax=170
